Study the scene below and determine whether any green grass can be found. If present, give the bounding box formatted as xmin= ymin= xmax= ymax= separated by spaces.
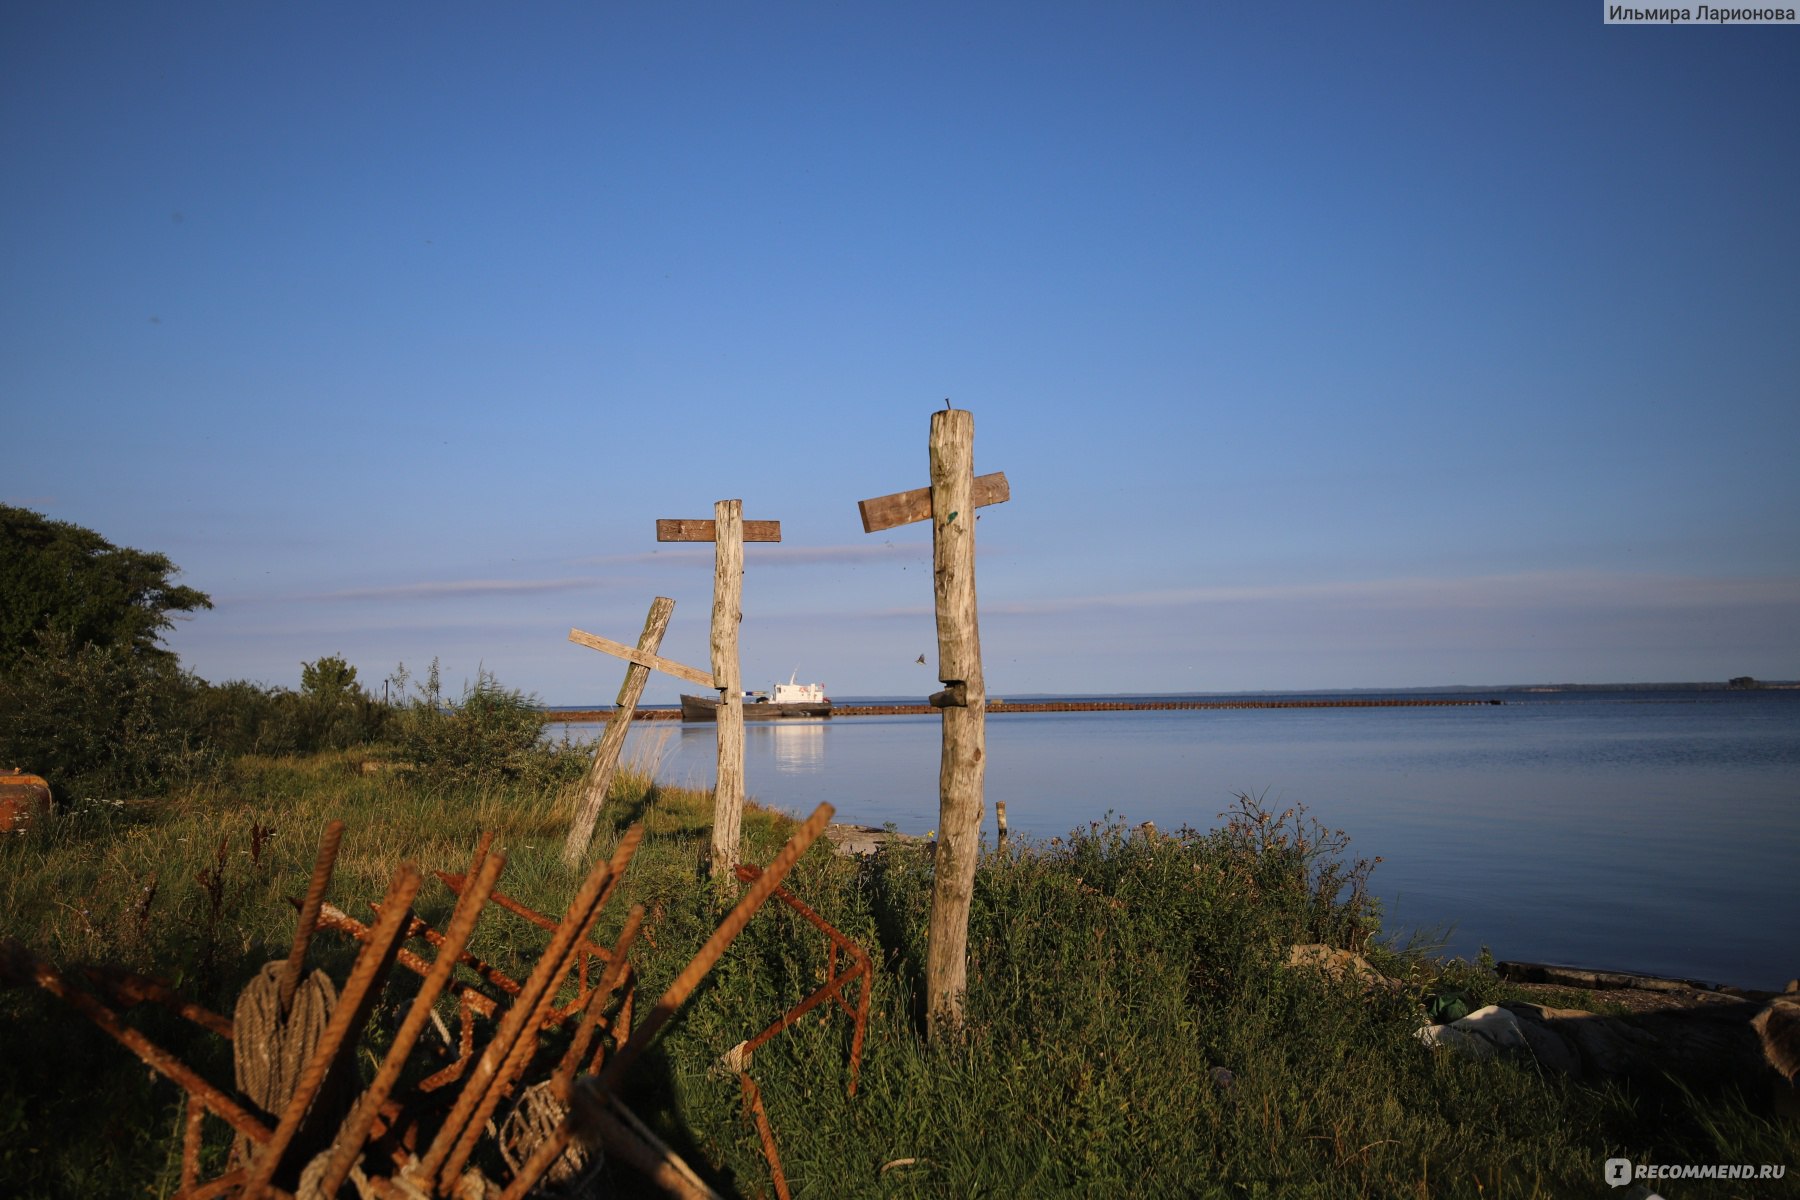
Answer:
xmin=2 ymin=753 xmax=1795 ymax=1199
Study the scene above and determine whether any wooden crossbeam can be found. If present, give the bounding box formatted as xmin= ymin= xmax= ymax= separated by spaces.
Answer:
xmin=856 ymin=409 xmax=1007 ymax=1042
xmin=568 ymin=628 xmax=715 ymax=690
xmin=857 ymin=472 xmax=1010 ymax=533
xmin=656 ymin=519 xmax=782 ymax=543
xmin=654 ymin=501 xmax=778 ymax=881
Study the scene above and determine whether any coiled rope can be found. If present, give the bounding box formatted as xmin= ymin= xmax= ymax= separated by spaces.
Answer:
xmin=499 ymin=1079 xmax=601 ymax=1194
xmin=233 ymin=959 xmax=338 ymax=1118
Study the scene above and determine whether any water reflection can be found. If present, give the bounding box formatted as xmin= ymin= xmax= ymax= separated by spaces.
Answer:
xmin=756 ymin=721 xmax=826 ymax=773
xmin=559 ymin=696 xmax=1800 ymax=988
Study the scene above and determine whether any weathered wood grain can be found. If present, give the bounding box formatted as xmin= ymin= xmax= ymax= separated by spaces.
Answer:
xmin=857 ymin=471 xmax=1009 ymax=533
xmin=656 ymin=518 xmax=782 ymax=543
xmin=710 ymin=499 xmax=746 ymax=879
xmin=562 ymin=598 xmax=675 ymax=867
xmin=567 ymin=628 xmax=714 ymax=689
xmin=924 ymin=409 xmax=987 ymax=1040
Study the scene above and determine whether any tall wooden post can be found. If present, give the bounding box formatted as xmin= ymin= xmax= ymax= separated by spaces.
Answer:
xmin=858 ymin=409 xmax=1010 ymax=1040
xmin=656 ymin=501 xmax=782 ymax=881
xmin=710 ymin=499 xmax=746 ymax=880
xmin=926 ymin=411 xmax=983 ymax=1037
xmin=561 ymin=597 xmax=677 ymax=867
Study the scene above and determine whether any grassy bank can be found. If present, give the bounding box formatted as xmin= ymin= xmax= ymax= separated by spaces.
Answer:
xmin=1 ymin=753 xmax=1794 ymax=1198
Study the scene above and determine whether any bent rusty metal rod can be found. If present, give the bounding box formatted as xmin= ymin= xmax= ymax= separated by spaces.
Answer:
xmin=498 ymin=1095 xmax=720 ymax=1200
xmin=414 ymin=846 xmax=618 ymax=1191
xmin=172 ymin=1167 xmax=257 ymax=1200
xmin=280 ymin=819 xmax=346 ymax=1018
xmin=416 ymin=992 xmax=483 ymax=1094
xmin=81 ymin=964 xmax=235 ymax=1039
xmin=242 ymin=861 xmax=423 ymax=1200
xmin=737 ymin=961 xmax=870 ymax=1066
xmin=732 ymin=862 xmax=875 ymax=1094
xmin=313 ymin=904 xmax=500 ymax=1019
xmin=433 ymin=875 xmax=616 ymax=970
xmin=405 ymin=912 xmax=522 ymax=995
xmin=314 ymin=848 xmax=508 ymax=1199
xmin=181 ymin=1094 xmax=205 ymax=1191
xmin=738 ymin=1071 xmax=792 ymax=1200
xmin=553 ymin=903 xmax=645 ymax=1103
xmin=5 ymin=943 xmax=272 ymax=1147
xmin=437 ymin=825 xmax=646 ymax=1188
xmin=466 ymin=829 xmax=495 ymax=880
xmin=596 ymin=802 xmax=834 ymax=1093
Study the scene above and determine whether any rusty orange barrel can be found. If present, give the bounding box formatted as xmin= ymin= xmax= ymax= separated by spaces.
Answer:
xmin=0 ymin=769 xmax=53 ymax=833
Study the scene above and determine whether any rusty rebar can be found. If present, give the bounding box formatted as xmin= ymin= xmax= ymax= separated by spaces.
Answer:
xmin=739 ymin=964 xmax=869 ymax=1061
xmin=731 ymin=861 xmax=875 ymax=1095
xmin=597 ymin=802 xmax=833 ymax=1093
xmin=170 ymin=1167 xmax=256 ymax=1200
xmin=404 ymin=912 xmax=521 ymax=995
xmin=553 ymin=903 xmax=645 ymax=1102
xmin=416 ymin=847 xmax=618 ymax=1190
xmin=438 ymin=838 xmax=630 ymax=1189
xmin=81 ymin=964 xmax=234 ymax=1039
xmin=418 ymin=994 xmax=482 ymax=1093
xmin=312 ymin=903 xmax=501 ymax=1021
xmin=602 ymin=989 xmax=635 ymax=1066
xmin=434 ymin=874 xmax=613 ymax=971
xmin=280 ymin=819 xmax=345 ymax=1018
xmin=314 ymin=848 xmax=507 ymax=1199
xmin=6 ymin=943 xmax=272 ymax=1148
xmin=181 ymin=1093 xmax=204 ymax=1191
xmin=466 ymin=829 xmax=495 ymax=880
xmin=738 ymin=1071 xmax=792 ymax=1200
xmin=242 ymin=861 xmax=422 ymax=1199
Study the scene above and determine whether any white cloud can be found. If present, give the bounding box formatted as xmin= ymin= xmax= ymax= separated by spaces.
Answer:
xmin=576 ymin=542 xmax=927 ymax=568
xmin=311 ymin=577 xmax=614 ymax=602
xmin=978 ymin=571 xmax=1800 ymax=617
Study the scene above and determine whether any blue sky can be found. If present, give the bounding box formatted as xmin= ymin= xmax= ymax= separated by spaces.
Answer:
xmin=4 ymin=3 xmax=1797 ymax=703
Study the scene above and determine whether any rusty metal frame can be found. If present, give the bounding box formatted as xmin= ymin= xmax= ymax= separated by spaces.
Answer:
xmin=79 ymin=964 xmax=235 ymax=1039
xmin=7 ymin=806 xmax=851 ymax=1200
xmin=2 ymin=941 xmax=273 ymax=1148
xmin=732 ymin=862 xmax=874 ymax=1096
xmin=241 ymin=862 xmax=423 ymax=1198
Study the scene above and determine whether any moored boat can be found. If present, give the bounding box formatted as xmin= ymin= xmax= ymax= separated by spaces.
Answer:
xmin=681 ymin=675 xmax=832 ymax=721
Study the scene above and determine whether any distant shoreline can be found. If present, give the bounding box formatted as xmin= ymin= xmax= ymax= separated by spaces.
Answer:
xmin=542 ymin=695 xmax=1509 ymax=723
xmin=540 ymin=681 xmax=1797 ymax=722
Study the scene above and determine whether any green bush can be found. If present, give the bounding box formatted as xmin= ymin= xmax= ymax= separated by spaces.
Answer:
xmin=0 ymin=630 xmax=214 ymax=798
xmin=190 ymin=681 xmax=385 ymax=758
xmin=394 ymin=660 xmax=580 ymax=792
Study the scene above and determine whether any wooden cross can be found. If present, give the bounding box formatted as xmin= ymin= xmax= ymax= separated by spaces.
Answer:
xmin=657 ymin=499 xmax=782 ymax=878
xmin=857 ymin=408 xmax=1009 ymax=1039
xmin=560 ymin=598 xmax=715 ymax=866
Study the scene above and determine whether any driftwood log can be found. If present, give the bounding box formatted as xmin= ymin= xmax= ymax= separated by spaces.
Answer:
xmin=1287 ymin=948 xmax=1799 ymax=1108
xmin=1492 ymin=961 xmax=1799 ymax=1106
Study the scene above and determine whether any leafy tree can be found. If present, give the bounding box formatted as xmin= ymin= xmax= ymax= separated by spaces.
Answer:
xmin=301 ymin=654 xmax=360 ymax=701
xmin=396 ymin=661 xmax=577 ymax=792
xmin=0 ymin=629 xmax=213 ymax=797
xmin=0 ymin=505 xmax=212 ymax=669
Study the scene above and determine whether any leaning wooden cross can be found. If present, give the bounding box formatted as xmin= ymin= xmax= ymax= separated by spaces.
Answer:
xmin=560 ymin=599 xmax=715 ymax=866
xmin=657 ymin=500 xmax=782 ymax=879
xmin=858 ymin=408 xmax=1009 ymax=1039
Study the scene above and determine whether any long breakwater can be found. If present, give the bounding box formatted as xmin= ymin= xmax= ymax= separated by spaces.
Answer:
xmin=541 ymin=696 xmax=1504 ymax=723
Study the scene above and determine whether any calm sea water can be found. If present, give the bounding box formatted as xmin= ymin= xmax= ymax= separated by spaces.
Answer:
xmin=554 ymin=690 xmax=1800 ymax=991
